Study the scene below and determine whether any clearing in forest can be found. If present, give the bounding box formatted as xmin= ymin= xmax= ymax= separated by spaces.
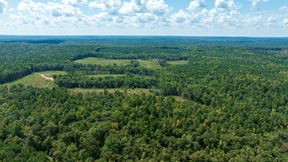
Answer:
xmin=39 ymin=73 xmax=54 ymax=81
xmin=74 ymin=57 xmax=131 ymax=66
xmin=167 ymin=60 xmax=189 ymax=65
xmin=2 ymin=71 xmax=67 ymax=88
xmin=74 ymin=57 xmax=161 ymax=69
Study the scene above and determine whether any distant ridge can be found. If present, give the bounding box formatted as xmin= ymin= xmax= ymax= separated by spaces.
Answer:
xmin=0 ymin=36 xmax=288 ymax=47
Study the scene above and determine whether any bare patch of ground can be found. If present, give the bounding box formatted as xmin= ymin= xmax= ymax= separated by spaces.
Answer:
xmin=38 ymin=73 xmax=54 ymax=81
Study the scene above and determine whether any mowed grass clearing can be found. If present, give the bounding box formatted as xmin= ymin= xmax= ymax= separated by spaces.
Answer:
xmin=167 ymin=60 xmax=189 ymax=65
xmin=75 ymin=58 xmax=131 ymax=66
xmin=2 ymin=71 xmax=67 ymax=88
xmin=75 ymin=57 xmax=161 ymax=69
xmin=138 ymin=60 xmax=161 ymax=69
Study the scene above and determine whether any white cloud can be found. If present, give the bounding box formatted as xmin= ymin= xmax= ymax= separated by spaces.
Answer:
xmin=0 ymin=0 xmax=7 ymax=13
xmin=89 ymin=0 xmax=122 ymax=14
xmin=188 ymin=0 xmax=205 ymax=11
xmin=18 ymin=0 xmax=83 ymax=17
xmin=242 ymin=15 xmax=264 ymax=27
xmin=215 ymin=0 xmax=237 ymax=10
xmin=171 ymin=10 xmax=190 ymax=24
xmin=171 ymin=0 xmax=239 ymax=28
xmin=118 ymin=1 xmax=139 ymax=15
xmin=249 ymin=0 xmax=270 ymax=7
xmin=88 ymin=0 xmax=171 ymax=27
xmin=280 ymin=6 xmax=288 ymax=12
xmin=284 ymin=19 xmax=288 ymax=26
xmin=14 ymin=0 xmax=85 ymax=26
xmin=267 ymin=17 xmax=276 ymax=26
xmin=118 ymin=0 xmax=171 ymax=16
xmin=62 ymin=0 xmax=87 ymax=6
xmin=144 ymin=0 xmax=171 ymax=16
xmin=88 ymin=2 xmax=105 ymax=9
xmin=3 ymin=0 xmax=287 ymax=35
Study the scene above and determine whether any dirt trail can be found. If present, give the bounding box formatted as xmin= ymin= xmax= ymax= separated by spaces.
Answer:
xmin=38 ymin=73 xmax=54 ymax=81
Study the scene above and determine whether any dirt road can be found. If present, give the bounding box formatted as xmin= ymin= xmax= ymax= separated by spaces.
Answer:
xmin=38 ymin=73 xmax=54 ymax=81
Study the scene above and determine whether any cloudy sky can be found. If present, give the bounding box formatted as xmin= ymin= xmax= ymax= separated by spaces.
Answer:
xmin=0 ymin=0 xmax=287 ymax=36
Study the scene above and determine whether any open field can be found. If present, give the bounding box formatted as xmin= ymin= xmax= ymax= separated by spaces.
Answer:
xmin=138 ymin=59 xmax=161 ymax=69
xmin=2 ymin=71 xmax=67 ymax=88
xmin=172 ymin=96 xmax=188 ymax=102
xmin=74 ymin=57 xmax=131 ymax=66
xmin=167 ymin=60 xmax=189 ymax=65
xmin=75 ymin=57 xmax=161 ymax=69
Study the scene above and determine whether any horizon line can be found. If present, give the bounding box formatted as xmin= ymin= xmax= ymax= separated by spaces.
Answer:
xmin=0 ymin=34 xmax=288 ymax=38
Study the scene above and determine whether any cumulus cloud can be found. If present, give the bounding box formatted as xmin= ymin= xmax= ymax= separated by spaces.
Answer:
xmin=267 ymin=17 xmax=276 ymax=26
xmin=6 ymin=0 xmax=287 ymax=34
xmin=242 ymin=15 xmax=264 ymax=27
xmin=284 ymin=19 xmax=288 ymax=26
xmin=171 ymin=10 xmax=190 ymax=24
xmin=280 ymin=6 xmax=288 ymax=12
xmin=171 ymin=0 xmax=239 ymax=28
xmin=19 ymin=0 xmax=83 ymax=17
xmin=215 ymin=0 xmax=236 ymax=10
xmin=87 ymin=0 xmax=171 ymax=27
xmin=62 ymin=0 xmax=87 ymax=6
xmin=13 ymin=0 xmax=85 ymax=26
xmin=188 ymin=0 xmax=205 ymax=11
xmin=0 ymin=0 xmax=7 ymax=13
xmin=89 ymin=0 xmax=122 ymax=14
xmin=249 ymin=0 xmax=270 ymax=7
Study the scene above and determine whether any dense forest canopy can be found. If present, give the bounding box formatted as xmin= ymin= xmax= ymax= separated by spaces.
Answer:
xmin=0 ymin=36 xmax=288 ymax=161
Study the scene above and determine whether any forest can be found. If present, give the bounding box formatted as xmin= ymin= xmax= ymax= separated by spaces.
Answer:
xmin=0 ymin=36 xmax=288 ymax=161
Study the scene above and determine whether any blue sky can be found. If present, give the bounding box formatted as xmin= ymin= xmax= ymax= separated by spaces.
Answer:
xmin=0 ymin=0 xmax=287 ymax=36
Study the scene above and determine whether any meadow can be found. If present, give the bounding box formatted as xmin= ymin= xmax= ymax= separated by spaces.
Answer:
xmin=2 ymin=71 xmax=67 ymax=88
xmin=75 ymin=57 xmax=161 ymax=69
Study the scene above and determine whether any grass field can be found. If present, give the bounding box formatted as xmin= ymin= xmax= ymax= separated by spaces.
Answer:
xmin=172 ymin=96 xmax=187 ymax=102
xmin=2 ymin=71 xmax=67 ymax=88
xmin=75 ymin=58 xmax=161 ymax=69
xmin=167 ymin=60 xmax=189 ymax=65
xmin=75 ymin=58 xmax=131 ymax=66
xmin=138 ymin=60 xmax=161 ymax=69
xmin=69 ymin=88 xmax=152 ymax=95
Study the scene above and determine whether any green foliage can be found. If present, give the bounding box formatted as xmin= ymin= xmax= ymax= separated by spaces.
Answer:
xmin=1 ymin=38 xmax=288 ymax=161
xmin=55 ymin=74 xmax=157 ymax=89
xmin=0 ymin=86 xmax=288 ymax=161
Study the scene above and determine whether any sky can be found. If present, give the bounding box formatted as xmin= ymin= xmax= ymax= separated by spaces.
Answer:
xmin=0 ymin=0 xmax=287 ymax=36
